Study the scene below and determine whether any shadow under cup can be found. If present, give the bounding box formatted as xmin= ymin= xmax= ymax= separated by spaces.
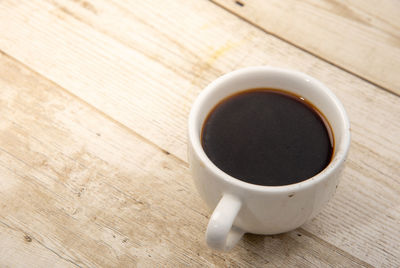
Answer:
xmin=188 ymin=67 xmax=350 ymax=250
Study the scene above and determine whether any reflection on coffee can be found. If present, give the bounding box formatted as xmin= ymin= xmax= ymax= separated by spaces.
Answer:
xmin=201 ymin=88 xmax=333 ymax=186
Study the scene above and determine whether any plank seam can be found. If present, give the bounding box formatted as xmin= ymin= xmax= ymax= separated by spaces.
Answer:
xmin=209 ymin=0 xmax=400 ymax=98
xmin=0 ymin=218 xmax=82 ymax=267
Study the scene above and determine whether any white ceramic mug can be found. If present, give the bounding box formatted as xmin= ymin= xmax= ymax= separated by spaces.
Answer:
xmin=188 ymin=67 xmax=350 ymax=251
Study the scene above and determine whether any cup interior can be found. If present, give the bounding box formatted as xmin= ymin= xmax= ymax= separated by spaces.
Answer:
xmin=189 ymin=67 xmax=350 ymax=188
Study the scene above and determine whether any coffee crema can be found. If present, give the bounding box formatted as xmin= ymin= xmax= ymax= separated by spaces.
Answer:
xmin=201 ymin=88 xmax=333 ymax=186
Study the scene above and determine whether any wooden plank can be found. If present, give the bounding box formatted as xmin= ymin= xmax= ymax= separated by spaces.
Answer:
xmin=0 ymin=53 xmax=369 ymax=267
xmin=212 ymin=0 xmax=400 ymax=95
xmin=0 ymin=219 xmax=75 ymax=268
xmin=0 ymin=0 xmax=399 ymax=266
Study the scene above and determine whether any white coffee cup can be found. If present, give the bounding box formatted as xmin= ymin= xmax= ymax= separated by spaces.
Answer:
xmin=188 ymin=67 xmax=350 ymax=251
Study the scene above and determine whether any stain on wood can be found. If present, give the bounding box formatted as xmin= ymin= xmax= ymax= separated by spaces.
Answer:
xmin=235 ymin=1 xmax=244 ymax=7
xmin=24 ymin=235 xmax=32 ymax=243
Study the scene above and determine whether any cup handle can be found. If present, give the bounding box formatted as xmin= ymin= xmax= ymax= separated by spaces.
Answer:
xmin=206 ymin=194 xmax=245 ymax=250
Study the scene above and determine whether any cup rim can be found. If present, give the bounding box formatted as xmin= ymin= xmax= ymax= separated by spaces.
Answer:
xmin=188 ymin=66 xmax=350 ymax=193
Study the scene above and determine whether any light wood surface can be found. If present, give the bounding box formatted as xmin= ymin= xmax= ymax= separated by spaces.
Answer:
xmin=213 ymin=0 xmax=400 ymax=95
xmin=0 ymin=0 xmax=399 ymax=267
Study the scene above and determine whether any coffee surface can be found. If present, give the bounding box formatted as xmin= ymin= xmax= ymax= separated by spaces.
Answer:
xmin=201 ymin=89 xmax=333 ymax=186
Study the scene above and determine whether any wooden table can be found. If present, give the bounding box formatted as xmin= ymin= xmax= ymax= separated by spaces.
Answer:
xmin=0 ymin=0 xmax=399 ymax=267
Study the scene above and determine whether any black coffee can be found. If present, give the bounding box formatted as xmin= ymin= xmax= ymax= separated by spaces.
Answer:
xmin=201 ymin=88 xmax=333 ymax=186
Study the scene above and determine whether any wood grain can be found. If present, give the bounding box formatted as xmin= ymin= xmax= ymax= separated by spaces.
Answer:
xmin=0 ymin=0 xmax=399 ymax=266
xmin=0 ymin=53 xmax=369 ymax=267
xmin=0 ymin=219 xmax=75 ymax=267
xmin=213 ymin=0 xmax=400 ymax=95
